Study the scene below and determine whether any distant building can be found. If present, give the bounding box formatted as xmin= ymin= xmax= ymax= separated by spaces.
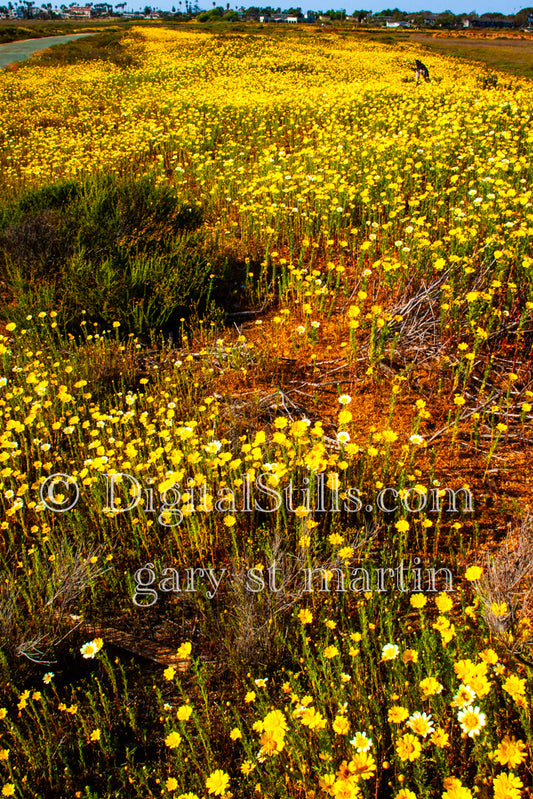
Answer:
xmin=68 ymin=5 xmax=92 ymax=18
xmin=386 ymin=20 xmax=410 ymax=27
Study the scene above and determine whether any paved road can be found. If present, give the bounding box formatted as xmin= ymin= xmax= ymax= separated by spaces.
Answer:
xmin=0 ymin=33 xmax=95 ymax=69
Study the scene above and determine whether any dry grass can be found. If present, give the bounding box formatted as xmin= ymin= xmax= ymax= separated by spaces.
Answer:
xmin=407 ymin=32 xmax=533 ymax=80
xmin=476 ymin=517 xmax=533 ymax=661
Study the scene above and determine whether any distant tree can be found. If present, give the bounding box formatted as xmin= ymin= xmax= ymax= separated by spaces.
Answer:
xmin=197 ymin=4 xmax=223 ymax=18
xmin=438 ymin=9 xmax=457 ymax=28
xmin=325 ymin=8 xmax=345 ymax=20
xmin=514 ymin=6 xmax=533 ymax=27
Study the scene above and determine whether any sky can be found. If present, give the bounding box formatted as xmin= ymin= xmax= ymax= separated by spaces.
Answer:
xmin=344 ymin=0 xmax=523 ymax=12
xmin=149 ymin=0 xmax=529 ymax=17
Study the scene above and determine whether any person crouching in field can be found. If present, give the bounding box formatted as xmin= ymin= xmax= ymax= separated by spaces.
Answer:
xmin=412 ymin=59 xmax=430 ymax=84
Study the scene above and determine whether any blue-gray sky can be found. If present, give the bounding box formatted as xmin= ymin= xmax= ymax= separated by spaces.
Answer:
xmin=349 ymin=0 xmax=521 ymax=12
xmin=151 ymin=0 xmax=528 ymax=16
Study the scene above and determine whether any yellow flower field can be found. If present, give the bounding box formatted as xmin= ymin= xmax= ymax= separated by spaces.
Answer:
xmin=0 ymin=24 xmax=532 ymax=799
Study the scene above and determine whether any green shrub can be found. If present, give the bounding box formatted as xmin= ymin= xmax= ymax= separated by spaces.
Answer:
xmin=0 ymin=173 xmax=226 ymax=339
xmin=30 ymin=27 xmax=139 ymax=68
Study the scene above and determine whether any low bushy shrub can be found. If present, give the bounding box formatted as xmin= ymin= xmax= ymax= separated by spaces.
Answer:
xmin=0 ymin=173 xmax=227 ymax=339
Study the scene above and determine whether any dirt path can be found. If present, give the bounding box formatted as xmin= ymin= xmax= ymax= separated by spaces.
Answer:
xmin=408 ymin=33 xmax=533 ymax=50
xmin=405 ymin=32 xmax=533 ymax=79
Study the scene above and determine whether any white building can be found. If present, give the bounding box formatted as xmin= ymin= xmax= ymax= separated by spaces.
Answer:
xmin=68 ymin=5 xmax=92 ymax=17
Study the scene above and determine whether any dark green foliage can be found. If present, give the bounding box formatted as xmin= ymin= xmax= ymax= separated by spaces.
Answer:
xmin=31 ymin=27 xmax=139 ymax=68
xmin=0 ymin=174 xmax=226 ymax=338
xmin=0 ymin=24 xmax=75 ymax=44
xmin=16 ymin=179 xmax=81 ymax=215
xmin=197 ymin=7 xmax=240 ymax=22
